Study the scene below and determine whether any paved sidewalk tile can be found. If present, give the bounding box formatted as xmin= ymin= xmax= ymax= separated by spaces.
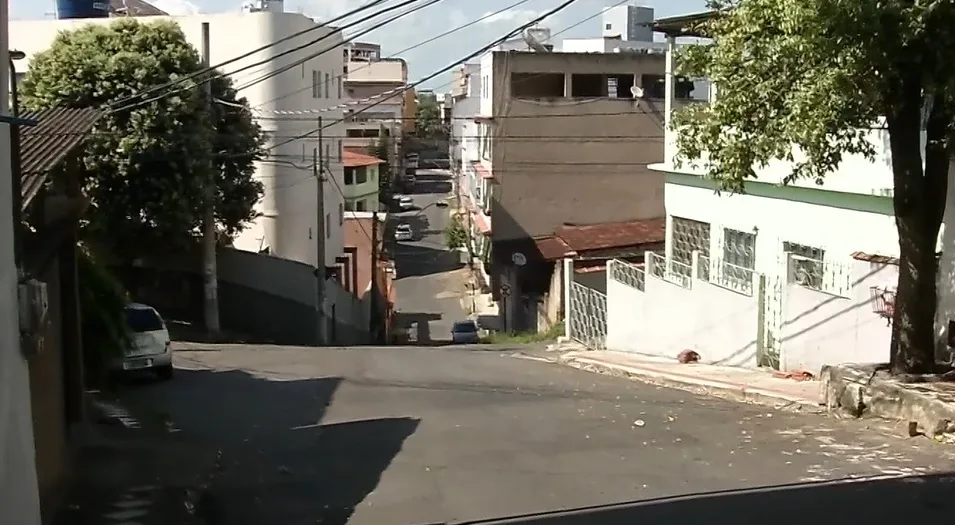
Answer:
xmin=560 ymin=350 xmax=823 ymax=411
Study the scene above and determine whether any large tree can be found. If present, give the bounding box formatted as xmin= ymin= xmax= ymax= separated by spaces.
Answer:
xmin=415 ymin=93 xmax=444 ymax=138
xmin=672 ymin=0 xmax=955 ymax=374
xmin=21 ymin=19 xmax=264 ymax=253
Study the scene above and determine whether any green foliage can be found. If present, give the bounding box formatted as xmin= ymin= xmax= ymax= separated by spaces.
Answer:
xmin=415 ymin=95 xmax=444 ymax=138
xmin=481 ymin=322 xmax=564 ymax=344
xmin=672 ymin=0 xmax=955 ymax=373
xmin=77 ymin=247 xmax=130 ymax=384
xmin=444 ymin=215 xmax=468 ymax=250
xmin=369 ymin=137 xmax=393 ymax=204
xmin=21 ymin=19 xmax=264 ymax=253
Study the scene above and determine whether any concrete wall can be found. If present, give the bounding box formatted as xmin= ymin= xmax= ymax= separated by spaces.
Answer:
xmin=663 ymin=172 xmax=898 ymax=281
xmin=10 ymin=12 xmax=347 ymax=267
xmin=781 ymin=258 xmax=897 ymax=374
xmin=489 ymin=52 xmax=667 ymax=240
xmin=606 ymin=257 xmax=760 ymax=367
xmin=0 ymin=0 xmax=44 ymax=521
xmin=113 ymin=247 xmax=369 ymax=346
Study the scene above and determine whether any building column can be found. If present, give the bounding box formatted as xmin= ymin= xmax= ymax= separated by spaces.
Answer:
xmin=664 ymin=35 xmax=676 ymax=130
xmin=563 ymin=73 xmax=573 ymax=97
xmin=0 ymin=0 xmax=43 ymax=522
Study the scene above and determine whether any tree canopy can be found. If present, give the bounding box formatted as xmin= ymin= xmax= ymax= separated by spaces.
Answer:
xmin=672 ymin=0 xmax=955 ymax=373
xmin=21 ymin=19 xmax=264 ymax=253
xmin=415 ymin=93 xmax=444 ymax=138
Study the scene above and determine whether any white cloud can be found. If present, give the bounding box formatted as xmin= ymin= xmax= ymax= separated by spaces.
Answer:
xmin=152 ymin=0 xmax=201 ymax=15
xmin=479 ymin=9 xmax=541 ymax=25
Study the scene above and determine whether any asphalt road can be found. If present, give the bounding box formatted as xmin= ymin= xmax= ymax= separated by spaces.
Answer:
xmin=392 ymin=168 xmax=468 ymax=344
xmin=129 ymin=345 xmax=955 ymax=525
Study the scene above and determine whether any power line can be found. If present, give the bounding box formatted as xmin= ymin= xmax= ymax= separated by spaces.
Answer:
xmin=248 ymin=0 xmax=539 ymax=109
xmin=110 ymin=0 xmax=440 ymax=114
xmin=105 ymin=0 xmax=392 ymax=111
xmin=260 ymin=0 xmax=588 ymax=156
xmin=231 ymin=0 xmax=446 ymax=97
xmin=254 ymin=109 xmax=662 ymax=120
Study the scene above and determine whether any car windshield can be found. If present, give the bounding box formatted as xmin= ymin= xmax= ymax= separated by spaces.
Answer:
xmin=397 ymin=225 xmax=411 ymax=231
xmin=452 ymin=322 xmax=477 ymax=333
xmin=126 ymin=307 xmax=164 ymax=333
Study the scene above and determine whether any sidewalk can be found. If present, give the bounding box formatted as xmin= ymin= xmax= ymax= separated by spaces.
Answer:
xmin=53 ymin=396 xmax=222 ymax=525
xmin=558 ymin=348 xmax=824 ymax=412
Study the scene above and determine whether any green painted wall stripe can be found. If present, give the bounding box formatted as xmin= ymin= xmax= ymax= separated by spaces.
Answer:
xmin=664 ymin=172 xmax=894 ymax=216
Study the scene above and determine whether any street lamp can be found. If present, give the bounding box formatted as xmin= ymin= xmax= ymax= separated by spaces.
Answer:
xmin=8 ymin=50 xmax=26 ymax=267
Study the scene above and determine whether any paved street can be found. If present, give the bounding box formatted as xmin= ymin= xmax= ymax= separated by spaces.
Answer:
xmin=392 ymin=168 xmax=468 ymax=344
xmin=129 ymin=345 xmax=955 ymax=525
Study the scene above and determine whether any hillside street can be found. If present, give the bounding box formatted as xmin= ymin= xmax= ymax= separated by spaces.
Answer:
xmin=125 ymin=344 xmax=955 ymax=525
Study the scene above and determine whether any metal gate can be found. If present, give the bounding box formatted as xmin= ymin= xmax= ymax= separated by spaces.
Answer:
xmin=757 ymin=264 xmax=784 ymax=370
xmin=569 ymin=282 xmax=606 ymax=350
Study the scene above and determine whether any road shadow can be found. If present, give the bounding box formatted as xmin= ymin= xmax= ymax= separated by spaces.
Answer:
xmin=393 ymin=242 xmax=464 ymax=278
xmin=457 ymin=473 xmax=955 ymax=525
xmin=124 ymin=369 xmax=419 ymax=525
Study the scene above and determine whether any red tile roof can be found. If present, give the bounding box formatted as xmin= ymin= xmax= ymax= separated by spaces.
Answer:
xmin=344 ymin=150 xmax=385 ymax=168
xmin=471 ymin=161 xmax=493 ymax=179
xmin=556 ymin=218 xmax=666 ymax=253
xmin=534 ymin=236 xmax=575 ymax=260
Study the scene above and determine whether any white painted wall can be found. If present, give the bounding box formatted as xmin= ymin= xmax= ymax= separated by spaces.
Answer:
xmin=781 ymin=259 xmax=898 ymax=374
xmin=9 ymin=11 xmax=346 ymax=268
xmin=0 ymin=2 xmax=43 ymax=523
xmin=663 ymin=179 xmax=899 ymax=280
xmin=479 ymin=52 xmax=493 ymax=118
xmin=606 ymin=259 xmax=761 ymax=367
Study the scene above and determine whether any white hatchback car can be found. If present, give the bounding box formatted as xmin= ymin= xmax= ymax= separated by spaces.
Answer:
xmin=113 ymin=303 xmax=173 ymax=380
xmin=395 ymin=223 xmax=414 ymax=241
xmin=398 ymin=196 xmax=414 ymax=210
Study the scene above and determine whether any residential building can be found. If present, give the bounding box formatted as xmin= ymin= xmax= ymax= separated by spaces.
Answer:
xmin=341 ymin=211 xmax=395 ymax=342
xmin=342 ymin=150 xmax=385 ymax=212
xmin=343 ymin=41 xmax=408 ymax=176
xmin=447 ymin=64 xmax=485 ymax=274
xmin=9 ymin=7 xmax=348 ymax=271
xmin=478 ymin=48 xmax=673 ymax=331
xmin=0 ymin=5 xmax=42 ymax=524
xmin=565 ymin=11 xmax=935 ymax=375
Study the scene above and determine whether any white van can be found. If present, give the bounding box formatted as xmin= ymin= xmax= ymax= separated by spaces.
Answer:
xmin=112 ymin=303 xmax=173 ymax=380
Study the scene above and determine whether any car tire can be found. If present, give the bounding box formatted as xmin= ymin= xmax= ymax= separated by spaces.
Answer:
xmin=156 ymin=364 xmax=174 ymax=381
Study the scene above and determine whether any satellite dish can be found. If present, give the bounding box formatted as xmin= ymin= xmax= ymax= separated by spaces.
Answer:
xmin=630 ymin=85 xmax=644 ymax=99
xmin=512 ymin=252 xmax=527 ymax=266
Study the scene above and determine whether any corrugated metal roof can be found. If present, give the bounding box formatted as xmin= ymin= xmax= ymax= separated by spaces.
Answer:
xmin=18 ymin=107 xmax=101 ymax=207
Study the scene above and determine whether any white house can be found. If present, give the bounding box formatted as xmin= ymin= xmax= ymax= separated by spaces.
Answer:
xmin=8 ymin=6 xmax=348 ymax=269
xmin=579 ymin=11 xmax=925 ymax=375
xmin=0 ymin=6 xmax=43 ymax=525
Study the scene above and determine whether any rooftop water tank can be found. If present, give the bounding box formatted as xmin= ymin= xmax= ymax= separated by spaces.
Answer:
xmin=55 ymin=0 xmax=110 ymax=19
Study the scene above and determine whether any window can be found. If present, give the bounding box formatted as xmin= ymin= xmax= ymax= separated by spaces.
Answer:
xmin=312 ymin=70 xmax=322 ymax=98
xmin=339 ymin=203 xmax=344 ymax=225
xmin=720 ymin=228 xmax=756 ymax=292
xmin=325 ymin=72 xmax=330 ymax=99
xmin=355 ymin=199 xmax=366 ymax=212
xmin=337 ymin=140 xmax=343 ymax=162
xmin=605 ymin=23 xmax=612 ymax=30
xmin=784 ymin=241 xmax=825 ymax=289
xmin=337 ymin=77 xmax=342 ymax=98
xmin=326 ymin=213 xmax=331 ymax=238
xmin=125 ymin=307 xmax=164 ymax=333
xmin=325 ymin=144 xmax=331 ymax=165
xmin=671 ymin=216 xmax=711 ymax=279
xmin=344 ymin=168 xmax=354 ymax=185
xmin=355 ymin=166 xmax=368 ymax=184
xmin=344 ymin=200 xmax=355 ymax=211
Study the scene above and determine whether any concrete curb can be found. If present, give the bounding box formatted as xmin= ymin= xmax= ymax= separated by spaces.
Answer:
xmin=560 ymin=354 xmax=824 ymax=413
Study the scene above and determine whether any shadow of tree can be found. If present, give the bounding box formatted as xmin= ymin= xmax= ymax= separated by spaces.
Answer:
xmin=124 ymin=368 xmax=419 ymax=525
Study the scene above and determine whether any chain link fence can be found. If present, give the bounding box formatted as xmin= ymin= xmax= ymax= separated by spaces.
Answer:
xmin=569 ymin=281 xmax=607 ymax=349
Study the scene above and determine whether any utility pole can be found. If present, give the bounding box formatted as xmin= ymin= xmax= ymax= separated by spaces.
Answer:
xmin=200 ymin=22 xmax=220 ymax=337
xmin=315 ymin=118 xmax=327 ymax=345
xmin=370 ymin=211 xmax=380 ymax=342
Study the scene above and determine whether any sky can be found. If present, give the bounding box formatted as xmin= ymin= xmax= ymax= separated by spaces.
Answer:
xmin=9 ymin=0 xmax=709 ymax=89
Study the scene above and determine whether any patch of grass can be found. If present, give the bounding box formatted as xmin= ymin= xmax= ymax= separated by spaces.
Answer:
xmin=481 ymin=322 xmax=564 ymax=344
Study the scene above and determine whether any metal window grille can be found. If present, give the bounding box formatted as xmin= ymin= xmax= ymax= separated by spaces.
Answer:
xmin=608 ymin=259 xmax=645 ymax=291
xmin=569 ymin=282 xmax=606 ymax=350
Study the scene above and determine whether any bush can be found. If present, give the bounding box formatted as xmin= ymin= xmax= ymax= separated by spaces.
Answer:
xmin=77 ymin=248 xmax=130 ymax=385
xmin=444 ymin=216 xmax=468 ymax=250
